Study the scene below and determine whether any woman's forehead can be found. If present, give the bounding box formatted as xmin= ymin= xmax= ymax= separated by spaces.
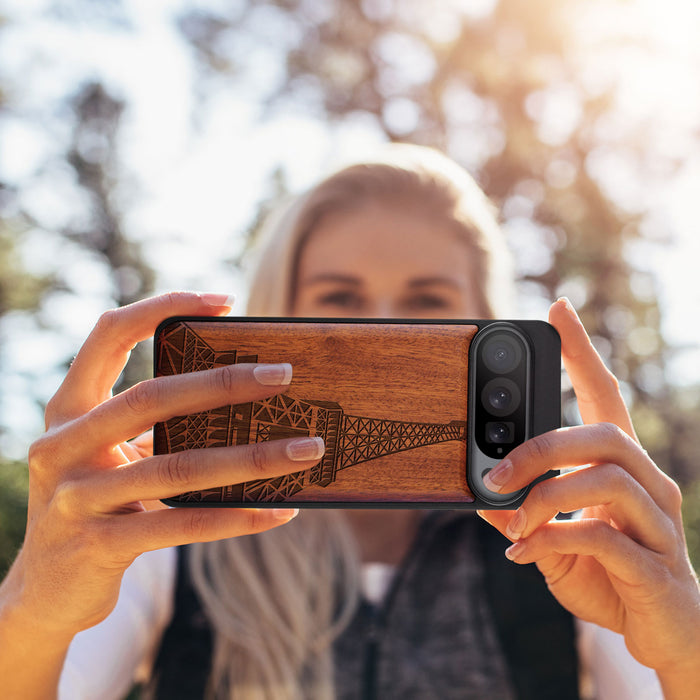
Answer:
xmin=298 ymin=203 xmax=472 ymax=272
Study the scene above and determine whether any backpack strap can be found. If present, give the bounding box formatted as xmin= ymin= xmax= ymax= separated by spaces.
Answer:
xmin=477 ymin=516 xmax=580 ymax=700
xmin=147 ymin=546 xmax=212 ymax=699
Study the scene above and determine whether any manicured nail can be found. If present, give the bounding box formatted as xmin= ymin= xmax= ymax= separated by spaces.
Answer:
xmin=286 ymin=437 xmax=325 ymax=461
xmin=273 ymin=508 xmax=299 ymax=521
xmin=253 ymin=363 xmax=293 ymax=386
xmin=506 ymin=509 xmax=527 ymax=540
xmin=483 ymin=460 xmax=512 ymax=493
xmin=505 ymin=541 xmax=527 ymax=561
xmin=557 ymin=296 xmax=578 ymax=319
xmin=199 ymin=293 xmax=236 ymax=308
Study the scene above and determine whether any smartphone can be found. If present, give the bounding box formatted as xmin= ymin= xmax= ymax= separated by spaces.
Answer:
xmin=153 ymin=317 xmax=560 ymax=509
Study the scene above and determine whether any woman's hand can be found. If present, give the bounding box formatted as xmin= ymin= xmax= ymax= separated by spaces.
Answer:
xmin=1 ymin=292 xmax=325 ymax=645
xmin=478 ymin=298 xmax=700 ymax=696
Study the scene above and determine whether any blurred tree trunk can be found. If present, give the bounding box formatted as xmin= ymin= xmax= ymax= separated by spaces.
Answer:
xmin=62 ymin=81 xmax=156 ymax=392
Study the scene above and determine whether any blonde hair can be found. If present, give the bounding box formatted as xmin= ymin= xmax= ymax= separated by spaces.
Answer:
xmin=188 ymin=144 xmax=514 ymax=699
xmin=189 ymin=512 xmax=359 ymax=700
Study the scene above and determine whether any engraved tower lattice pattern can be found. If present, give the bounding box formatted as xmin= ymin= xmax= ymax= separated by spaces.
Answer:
xmin=156 ymin=323 xmax=466 ymax=502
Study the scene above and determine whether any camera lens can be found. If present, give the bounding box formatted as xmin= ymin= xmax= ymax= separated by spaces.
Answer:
xmin=481 ymin=378 xmax=521 ymax=417
xmin=482 ymin=334 xmax=522 ymax=374
xmin=489 ymin=387 xmax=511 ymax=411
xmin=486 ymin=421 xmax=514 ymax=444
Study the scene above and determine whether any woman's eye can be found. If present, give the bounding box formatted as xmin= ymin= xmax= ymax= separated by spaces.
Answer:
xmin=403 ymin=295 xmax=451 ymax=311
xmin=316 ymin=291 xmax=364 ymax=310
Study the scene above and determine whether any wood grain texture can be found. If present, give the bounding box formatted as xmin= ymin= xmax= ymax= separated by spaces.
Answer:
xmin=154 ymin=319 xmax=478 ymax=504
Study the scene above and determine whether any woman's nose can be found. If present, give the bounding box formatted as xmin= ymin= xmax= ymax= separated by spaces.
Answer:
xmin=368 ymin=300 xmax=399 ymax=318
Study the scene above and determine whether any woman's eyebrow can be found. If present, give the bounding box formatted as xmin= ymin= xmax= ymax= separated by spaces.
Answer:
xmin=407 ymin=277 xmax=462 ymax=289
xmin=301 ymin=273 xmax=362 ymax=286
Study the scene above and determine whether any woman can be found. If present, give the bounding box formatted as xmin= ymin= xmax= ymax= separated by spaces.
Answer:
xmin=0 ymin=145 xmax=697 ymax=699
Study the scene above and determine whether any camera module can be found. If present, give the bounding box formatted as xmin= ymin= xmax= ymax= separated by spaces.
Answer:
xmin=470 ymin=323 xmax=531 ymax=463
xmin=467 ymin=320 xmax=559 ymax=507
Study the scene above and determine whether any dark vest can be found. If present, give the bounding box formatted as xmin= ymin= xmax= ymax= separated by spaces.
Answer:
xmin=148 ymin=513 xmax=579 ymax=699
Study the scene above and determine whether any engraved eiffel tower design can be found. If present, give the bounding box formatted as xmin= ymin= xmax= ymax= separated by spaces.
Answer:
xmin=157 ymin=323 xmax=466 ymax=502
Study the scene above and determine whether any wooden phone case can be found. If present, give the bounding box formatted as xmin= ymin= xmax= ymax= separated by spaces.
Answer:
xmin=153 ymin=318 xmax=559 ymax=508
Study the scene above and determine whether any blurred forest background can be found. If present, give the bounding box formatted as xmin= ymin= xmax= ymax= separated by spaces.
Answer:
xmin=1 ymin=0 xmax=700 ymax=574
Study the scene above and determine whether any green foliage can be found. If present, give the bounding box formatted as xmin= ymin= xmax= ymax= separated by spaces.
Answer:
xmin=682 ymin=478 xmax=700 ymax=572
xmin=0 ymin=225 xmax=54 ymax=316
xmin=0 ymin=460 xmax=28 ymax=577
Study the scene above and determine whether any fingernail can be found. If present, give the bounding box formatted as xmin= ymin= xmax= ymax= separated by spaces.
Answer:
xmin=505 ymin=541 xmax=527 ymax=561
xmin=199 ymin=293 xmax=236 ymax=308
xmin=483 ymin=460 xmax=512 ymax=493
xmin=506 ymin=509 xmax=527 ymax=540
xmin=273 ymin=508 xmax=299 ymax=521
xmin=286 ymin=437 xmax=325 ymax=461
xmin=254 ymin=363 xmax=293 ymax=386
xmin=557 ymin=296 xmax=578 ymax=319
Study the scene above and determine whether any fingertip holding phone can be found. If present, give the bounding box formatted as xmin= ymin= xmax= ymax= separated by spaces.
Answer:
xmin=153 ymin=318 xmax=560 ymax=509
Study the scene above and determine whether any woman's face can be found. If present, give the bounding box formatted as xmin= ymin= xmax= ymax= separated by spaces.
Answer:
xmin=293 ymin=202 xmax=484 ymax=319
